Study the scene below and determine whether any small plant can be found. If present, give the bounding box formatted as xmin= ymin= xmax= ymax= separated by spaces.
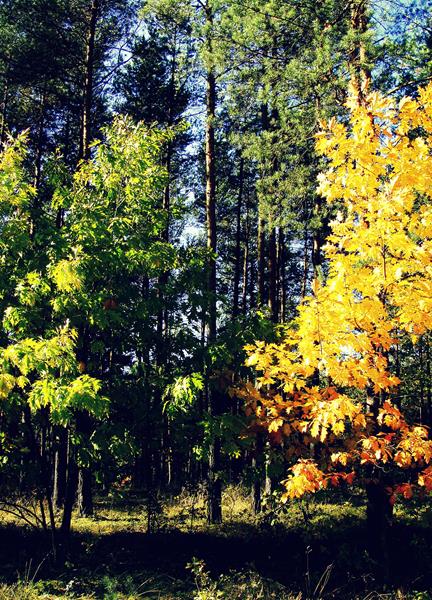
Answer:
xmin=0 ymin=582 xmax=41 ymax=600
xmin=187 ymin=558 xmax=223 ymax=600
xmin=304 ymin=546 xmax=334 ymax=600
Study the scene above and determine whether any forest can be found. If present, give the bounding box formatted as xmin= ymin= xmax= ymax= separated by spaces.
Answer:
xmin=0 ymin=0 xmax=432 ymax=598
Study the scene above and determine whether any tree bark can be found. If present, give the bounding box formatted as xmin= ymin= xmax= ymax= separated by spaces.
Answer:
xmin=53 ymin=426 xmax=68 ymax=509
xmin=268 ymin=226 xmax=278 ymax=322
xmin=365 ymin=380 xmax=392 ymax=577
xmin=251 ymin=432 xmax=264 ymax=514
xmin=426 ymin=339 xmax=432 ymax=425
xmin=76 ymin=416 xmax=94 ymax=517
xmin=312 ymin=197 xmax=325 ymax=279
xmin=349 ymin=0 xmax=371 ymax=106
xmin=77 ymin=468 xmax=94 ymax=517
xmin=80 ymin=0 xmax=99 ymax=160
xmin=278 ymin=228 xmax=287 ymax=322
xmin=242 ymin=226 xmax=249 ymax=315
xmin=301 ymin=228 xmax=309 ymax=299
xmin=204 ymin=0 xmax=222 ymax=525
xmin=257 ymin=214 xmax=266 ymax=307
xmin=34 ymin=83 xmax=47 ymax=190
xmin=366 ymin=478 xmax=393 ymax=580
xmin=60 ymin=454 xmax=79 ymax=546
xmin=0 ymin=75 xmax=8 ymax=146
xmin=232 ymin=156 xmax=244 ymax=320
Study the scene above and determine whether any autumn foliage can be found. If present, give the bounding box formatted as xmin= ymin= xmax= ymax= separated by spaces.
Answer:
xmin=239 ymin=82 xmax=432 ymax=504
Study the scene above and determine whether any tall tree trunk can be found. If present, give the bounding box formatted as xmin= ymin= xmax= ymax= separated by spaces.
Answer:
xmin=0 ymin=74 xmax=8 ymax=146
xmin=80 ymin=0 xmax=99 ymax=160
xmin=60 ymin=453 xmax=79 ymax=553
xmin=312 ymin=197 xmax=325 ymax=279
xmin=75 ymin=330 xmax=94 ymax=517
xmin=251 ymin=431 xmax=264 ymax=514
xmin=34 ymin=84 xmax=47 ymax=190
xmin=157 ymin=26 xmax=176 ymax=345
xmin=205 ymin=75 xmax=217 ymax=340
xmin=205 ymin=0 xmax=222 ymax=525
xmin=278 ymin=228 xmax=287 ymax=322
xmin=268 ymin=226 xmax=278 ymax=322
xmin=349 ymin=0 xmax=371 ymax=106
xmin=156 ymin=34 xmax=178 ymax=487
xmin=241 ymin=210 xmax=250 ymax=315
xmin=232 ymin=156 xmax=244 ymax=320
xmin=248 ymin=217 xmax=256 ymax=309
xmin=76 ymin=410 xmax=94 ymax=517
xmin=257 ymin=214 xmax=266 ymax=306
xmin=426 ymin=339 xmax=432 ymax=425
xmin=365 ymin=478 xmax=393 ymax=579
xmin=349 ymin=1 xmax=391 ymax=573
xmin=77 ymin=468 xmax=94 ymax=517
xmin=365 ymin=384 xmax=393 ymax=577
xmin=301 ymin=227 xmax=309 ymax=299
xmin=52 ymin=426 xmax=68 ymax=509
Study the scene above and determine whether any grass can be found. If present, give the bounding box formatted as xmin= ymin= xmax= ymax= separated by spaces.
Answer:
xmin=0 ymin=486 xmax=431 ymax=598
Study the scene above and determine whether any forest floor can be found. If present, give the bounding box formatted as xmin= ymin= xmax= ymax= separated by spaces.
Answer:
xmin=0 ymin=486 xmax=431 ymax=599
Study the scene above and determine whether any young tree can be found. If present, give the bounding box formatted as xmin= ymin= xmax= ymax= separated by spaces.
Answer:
xmin=0 ymin=116 xmax=178 ymax=558
xmin=240 ymin=81 xmax=432 ymax=572
xmin=0 ymin=134 xmax=108 ymax=558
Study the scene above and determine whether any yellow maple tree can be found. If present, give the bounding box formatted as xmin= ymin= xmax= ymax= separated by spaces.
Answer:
xmin=239 ymin=81 xmax=432 ymax=511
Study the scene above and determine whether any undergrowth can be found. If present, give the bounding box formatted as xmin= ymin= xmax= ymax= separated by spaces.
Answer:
xmin=0 ymin=485 xmax=430 ymax=599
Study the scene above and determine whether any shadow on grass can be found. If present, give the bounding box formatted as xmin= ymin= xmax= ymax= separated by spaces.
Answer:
xmin=0 ymin=504 xmax=432 ymax=598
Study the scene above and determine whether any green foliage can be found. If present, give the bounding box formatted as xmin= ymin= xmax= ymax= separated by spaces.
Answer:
xmin=0 ymin=326 xmax=108 ymax=423
xmin=163 ymin=373 xmax=204 ymax=416
xmin=29 ymin=375 xmax=108 ymax=423
xmin=0 ymin=114 xmax=182 ymax=498
xmin=50 ymin=261 xmax=82 ymax=293
xmin=15 ymin=273 xmax=50 ymax=307
xmin=195 ymin=414 xmax=250 ymax=461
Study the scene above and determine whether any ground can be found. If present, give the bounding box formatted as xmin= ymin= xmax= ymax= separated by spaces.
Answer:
xmin=0 ymin=486 xmax=431 ymax=599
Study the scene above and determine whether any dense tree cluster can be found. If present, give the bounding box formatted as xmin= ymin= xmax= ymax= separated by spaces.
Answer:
xmin=0 ymin=0 xmax=431 ymax=568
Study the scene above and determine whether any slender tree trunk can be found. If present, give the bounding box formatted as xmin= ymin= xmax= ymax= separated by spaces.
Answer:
xmin=53 ymin=427 xmax=68 ymax=509
xmin=23 ymin=407 xmax=58 ymax=560
xmin=251 ymin=432 xmax=264 ymax=514
xmin=311 ymin=197 xmax=325 ymax=279
xmin=264 ymin=440 xmax=272 ymax=496
xmin=205 ymin=73 xmax=217 ymax=341
xmin=232 ymin=156 xmax=244 ymax=320
xmin=278 ymin=228 xmax=287 ymax=322
xmin=241 ymin=215 xmax=249 ymax=315
xmin=60 ymin=454 xmax=79 ymax=544
xmin=268 ymin=226 xmax=278 ymax=322
xmin=248 ymin=220 xmax=256 ymax=309
xmin=155 ymin=37 xmax=178 ymax=487
xmin=257 ymin=214 xmax=266 ymax=306
xmin=301 ymin=227 xmax=309 ymax=299
xmin=75 ymin=331 xmax=94 ymax=517
xmin=80 ymin=0 xmax=99 ymax=160
xmin=77 ymin=471 xmax=93 ymax=517
xmin=366 ymin=381 xmax=393 ymax=577
xmin=0 ymin=75 xmax=8 ymax=146
xmin=157 ymin=26 xmax=176 ymax=345
xmin=349 ymin=0 xmax=371 ymax=106
xmin=426 ymin=339 xmax=432 ymax=425
xmin=77 ymin=468 xmax=94 ymax=517
xmin=204 ymin=0 xmax=222 ymax=525
xmin=34 ymin=84 xmax=47 ymax=190
xmin=349 ymin=1 xmax=392 ymax=574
